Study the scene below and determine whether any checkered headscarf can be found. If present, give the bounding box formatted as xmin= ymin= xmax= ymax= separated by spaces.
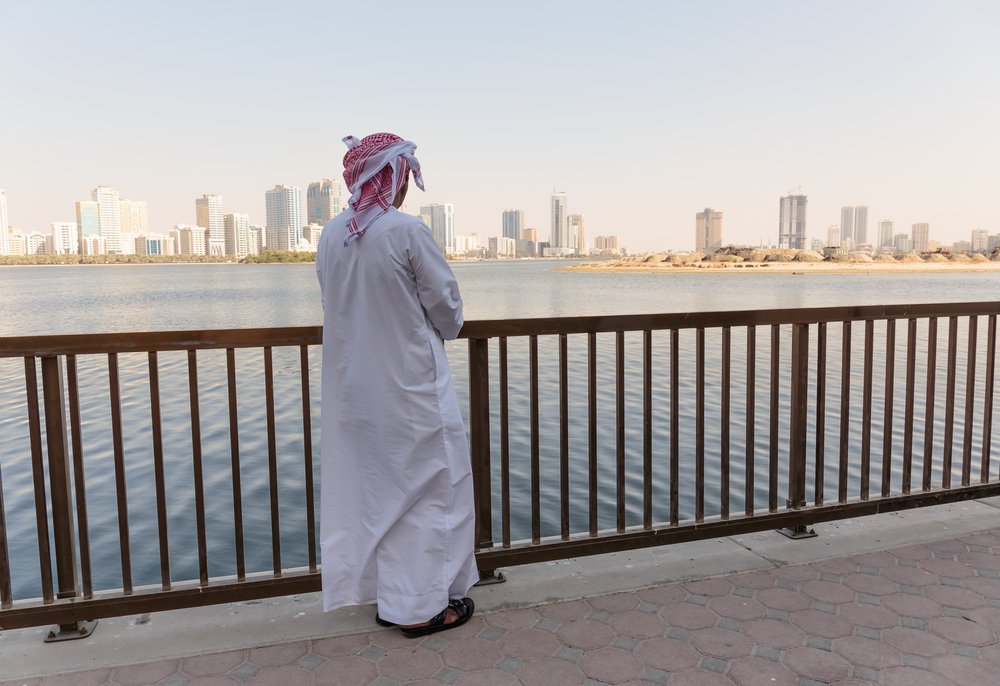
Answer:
xmin=341 ymin=133 xmax=424 ymax=245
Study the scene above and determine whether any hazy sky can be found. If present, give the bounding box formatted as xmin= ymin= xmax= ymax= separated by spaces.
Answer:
xmin=3 ymin=1 xmax=999 ymax=252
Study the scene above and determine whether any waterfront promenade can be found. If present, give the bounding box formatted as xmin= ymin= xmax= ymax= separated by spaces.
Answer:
xmin=3 ymin=499 xmax=1000 ymax=685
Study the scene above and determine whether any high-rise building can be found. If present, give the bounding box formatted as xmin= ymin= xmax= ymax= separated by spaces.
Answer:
xmin=695 ymin=208 xmax=723 ymax=253
xmin=195 ymin=194 xmax=225 ymax=256
xmin=176 ymin=225 xmax=207 ymax=256
xmin=502 ymin=209 xmax=523 ymax=241
xmin=522 ymin=227 xmax=538 ymax=243
xmin=420 ymin=203 xmax=455 ymax=253
xmin=894 ymin=233 xmax=913 ymax=254
xmin=307 ymin=179 xmax=343 ymax=225
xmin=779 ymin=193 xmax=808 ymax=249
xmin=827 ymin=226 xmax=841 ymax=247
xmin=879 ymin=221 xmax=894 ymax=249
xmin=971 ymin=229 xmax=989 ymax=252
xmin=120 ymin=199 xmax=148 ymax=236
xmin=0 ymin=190 xmax=8 ymax=256
xmin=50 ymin=222 xmax=78 ymax=254
xmin=224 ymin=213 xmax=251 ymax=258
xmin=853 ymin=206 xmax=868 ymax=245
xmin=567 ymin=214 xmax=585 ymax=254
xmin=550 ymin=192 xmax=568 ymax=247
xmin=75 ymin=200 xmax=101 ymax=254
xmin=840 ymin=207 xmax=854 ymax=247
xmin=265 ymin=185 xmax=302 ymax=252
xmin=92 ymin=185 xmax=123 ymax=253
xmin=912 ymin=223 xmax=930 ymax=253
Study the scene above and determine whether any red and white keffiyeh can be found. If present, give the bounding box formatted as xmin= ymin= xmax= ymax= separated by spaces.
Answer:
xmin=341 ymin=132 xmax=424 ymax=245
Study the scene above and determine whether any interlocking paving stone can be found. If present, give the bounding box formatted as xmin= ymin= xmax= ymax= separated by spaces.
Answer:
xmin=228 ymin=663 xmax=260 ymax=680
xmin=555 ymin=646 xmax=585 ymax=663
xmin=296 ymin=654 xmax=323 ymax=671
xmin=852 ymin=665 xmax=881 ymax=682
xmin=24 ymin=526 xmax=1000 ymax=686
xmin=113 ymin=660 xmax=179 ymax=686
xmin=612 ymin=637 xmax=639 ymax=651
xmin=697 ymin=656 xmax=727 ymax=673
xmin=533 ymin=618 xmax=560 ymax=633
xmin=579 ymin=647 xmax=643 ymax=683
xmin=727 ymin=656 xmax=797 ymax=686
xmin=360 ymin=645 xmax=388 ymax=661
xmin=754 ymin=645 xmax=782 ymax=661
xmin=495 ymin=657 xmax=523 ymax=673
xmin=476 ymin=626 xmax=505 ymax=642
xmin=517 ymin=657 xmax=584 ymax=686
xmin=433 ymin=666 xmax=463 ymax=684
xmin=638 ymin=667 xmax=671 ymax=685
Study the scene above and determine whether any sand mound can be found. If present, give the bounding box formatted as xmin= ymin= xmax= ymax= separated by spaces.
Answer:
xmin=849 ymin=252 xmax=873 ymax=263
xmin=872 ymin=253 xmax=897 ymax=263
xmin=971 ymin=253 xmax=989 ymax=263
xmin=949 ymin=254 xmax=972 ymax=263
xmin=794 ymin=250 xmax=824 ymax=262
xmin=897 ymin=253 xmax=924 ymax=263
xmin=923 ymin=253 xmax=949 ymax=263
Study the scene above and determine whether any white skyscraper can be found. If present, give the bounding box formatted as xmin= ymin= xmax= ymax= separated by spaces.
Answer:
xmin=501 ymin=209 xmax=523 ymax=241
xmin=92 ymin=185 xmax=123 ymax=253
xmin=853 ymin=206 xmax=868 ymax=245
xmin=265 ymin=185 xmax=303 ymax=251
xmin=195 ymin=194 xmax=225 ymax=255
xmin=50 ymin=222 xmax=79 ymax=254
xmin=224 ymin=213 xmax=251 ymax=258
xmin=0 ymin=190 xmax=8 ymax=256
xmin=879 ymin=221 xmax=894 ymax=250
xmin=550 ymin=192 xmax=568 ymax=247
xmin=972 ymin=228 xmax=989 ymax=252
xmin=567 ymin=213 xmax=586 ymax=254
xmin=695 ymin=208 xmax=723 ymax=252
xmin=420 ymin=203 xmax=455 ymax=253
xmin=176 ymin=224 xmax=208 ymax=256
xmin=779 ymin=193 xmax=808 ymax=249
xmin=120 ymin=199 xmax=148 ymax=236
xmin=840 ymin=207 xmax=854 ymax=247
xmin=827 ymin=225 xmax=841 ymax=247
xmin=912 ymin=223 xmax=930 ymax=253
xmin=307 ymin=179 xmax=344 ymax=225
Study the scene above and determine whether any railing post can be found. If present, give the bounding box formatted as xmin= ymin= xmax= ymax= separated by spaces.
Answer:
xmin=40 ymin=356 xmax=97 ymax=640
xmin=468 ymin=338 xmax=504 ymax=584
xmin=780 ymin=324 xmax=817 ymax=539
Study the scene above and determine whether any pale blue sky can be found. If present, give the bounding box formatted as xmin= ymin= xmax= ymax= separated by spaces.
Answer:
xmin=3 ymin=0 xmax=998 ymax=251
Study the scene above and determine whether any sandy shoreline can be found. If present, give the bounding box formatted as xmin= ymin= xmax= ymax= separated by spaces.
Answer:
xmin=564 ymin=261 xmax=1000 ymax=275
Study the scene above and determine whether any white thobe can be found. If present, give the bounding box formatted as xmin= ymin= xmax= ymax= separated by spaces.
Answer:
xmin=316 ymin=207 xmax=479 ymax=625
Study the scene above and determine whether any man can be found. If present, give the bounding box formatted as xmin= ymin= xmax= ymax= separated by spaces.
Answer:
xmin=316 ymin=132 xmax=478 ymax=637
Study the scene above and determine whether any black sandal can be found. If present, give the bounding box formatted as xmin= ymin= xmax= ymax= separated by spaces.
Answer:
xmin=374 ymin=612 xmax=395 ymax=627
xmin=399 ymin=597 xmax=475 ymax=638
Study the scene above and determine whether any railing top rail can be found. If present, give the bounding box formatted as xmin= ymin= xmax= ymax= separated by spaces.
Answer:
xmin=0 ymin=327 xmax=323 ymax=358
xmin=458 ymin=301 xmax=1000 ymax=339
xmin=1 ymin=301 xmax=998 ymax=357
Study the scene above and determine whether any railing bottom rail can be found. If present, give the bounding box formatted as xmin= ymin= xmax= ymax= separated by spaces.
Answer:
xmin=474 ymin=481 xmax=1000 ymax=569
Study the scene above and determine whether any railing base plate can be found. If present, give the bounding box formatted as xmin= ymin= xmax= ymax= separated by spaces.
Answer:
xmin=474 ymin=569 xmax=506 ymax=586
xmin=777 ymin=526 xmax=818 ymax=540
xmin=45 ymin=619 xmax=97 ymax=642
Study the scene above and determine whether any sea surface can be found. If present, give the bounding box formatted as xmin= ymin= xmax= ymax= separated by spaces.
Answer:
xmin=1 ymin=261 xmax=998 ymax=600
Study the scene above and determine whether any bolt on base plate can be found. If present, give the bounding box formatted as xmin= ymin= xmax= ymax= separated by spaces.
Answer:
xmin=777 ymin=525 xmax=818 ymax=540
xmin=474 ymin=569 xmax=507 ymax=586
xmin=44 ymin=619 xmax=97 ymax=643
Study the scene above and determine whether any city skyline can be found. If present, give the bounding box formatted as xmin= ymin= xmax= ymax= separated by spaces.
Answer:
xmin=2 ymin=2 xmax=997 ymax=253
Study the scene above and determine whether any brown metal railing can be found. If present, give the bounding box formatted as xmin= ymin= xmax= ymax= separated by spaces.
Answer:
xmin=0 ymin=302 xmax=998 ymax=634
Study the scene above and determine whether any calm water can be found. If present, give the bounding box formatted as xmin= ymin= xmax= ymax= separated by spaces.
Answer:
xmin=1 ymin=261 xmax=998 ymax=600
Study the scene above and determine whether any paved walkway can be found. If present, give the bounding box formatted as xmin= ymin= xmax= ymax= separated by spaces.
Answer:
xmin=6 ymin=526 xmax=1000 ymax=686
